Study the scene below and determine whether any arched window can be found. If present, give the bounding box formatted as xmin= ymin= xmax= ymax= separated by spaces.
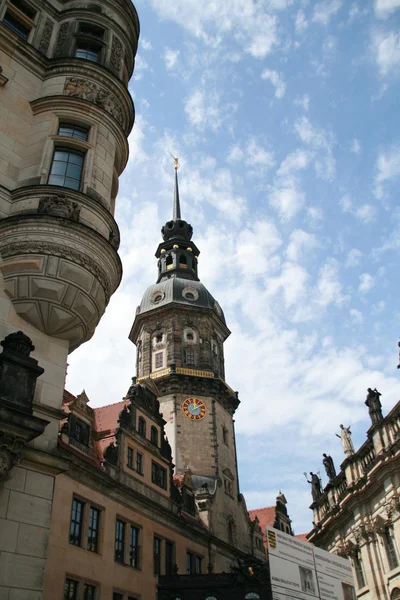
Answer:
xmin=138 ymin=417 xmax=146 ymax=437
xmin=179 ymin=254 xmax=187 ymax=268
xmin=151 ymin=426 xmax=158 ymax=446
xmin=48 ymin=148 xmax=85 ymax=190
xmin=391 ymin=588 xmax=400 ymax=600
xmin=166 ymin=254 xmax=173 ymax=269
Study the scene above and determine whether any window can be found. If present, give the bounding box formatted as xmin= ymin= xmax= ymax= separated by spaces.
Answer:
xmin=155 ymin=352 xmax=163 ymax=369
xmin=165 ymin=540 xmax=175 ymax=575
xmin=186 ymin=551 xmax=202 ymax=574
xmin=185 ymin=349 xmax=195 ymax=365
xmin=69 ymin=498 xmax=84 ymax=546
xmin=87 ymin=506 xmax=100 ymax=553
xmin=113 ymin=594 xmax=123 ymax=600
xmin=151 ymin=426 xmax=158 ymax=446
xmin=64 ymin=579 xmax=79 ymax=600
xmin=154 ymin=536 xmax=162 ymax=575
xmin=127 ymin=447 xmax=133 ymax=469
xmin=83 ymin=584 xmax=97 ymax=600
xmin=186 ymin=333 xmax=194 ymax=341
xmin=385 ymin=527 xmax=399 ymax=570
xmin=222 ymin=426 xmax=228 ymax=445
xmin=152 ymin=462 xmax=167 ymax=489
xmin=136 ymin=452 xmax=143 ymax=475
xmin=138 ymin=417 xmax=146 ymax=437
xmin=115 ymin=519 xmax=125 ymax=564
xmin=75 ymin=44 xmax=99 ymax=62
xmin=48 ymin=148 xmax=84 ymax=190
xmin=129 ymin=525 xmax=140 ymax=568
xmin=58 ymin=124 xmax=88 ymax=141
xmin=228 ymin=519 xmax=234 ymax=543
xmin=2 ymin=0 xmax=35 ymax=40
xmin=68 ymin=416 xmax=90 ymax=447
xmin=353 ymin=552 xmax=366 ymax=589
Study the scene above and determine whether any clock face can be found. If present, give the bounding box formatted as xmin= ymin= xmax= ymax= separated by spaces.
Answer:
xmin=182 ymin=397 xmax=206 ymax=420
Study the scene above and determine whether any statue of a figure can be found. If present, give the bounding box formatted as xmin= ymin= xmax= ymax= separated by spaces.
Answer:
xmin=365 ymin=388 xmax=383 ymax=425
xmin=322 ymin=453 xmax=336 ymax=483
xmin=336 ymin=424 xmax=354 ymax=456
xmin=307 ymin=472 xmax=322 ymax=502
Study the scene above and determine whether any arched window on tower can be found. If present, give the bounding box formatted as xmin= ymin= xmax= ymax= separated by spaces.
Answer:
xmin=138 ymin=417 xmax=146 ymax=438
xmin=179 ymin=254 xmax=187 ymax=269
xmin=166 ymin=254 xmax=173 ymax=270
xmin=151 ymin=426 xmax=158 ymax=446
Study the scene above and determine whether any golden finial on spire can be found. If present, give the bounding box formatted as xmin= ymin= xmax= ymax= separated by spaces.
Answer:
xmin=170 ymin=152 xmax=179 ymax=171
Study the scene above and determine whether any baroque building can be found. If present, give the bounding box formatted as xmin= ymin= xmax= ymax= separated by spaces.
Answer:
xmin=308 ymin=391 xmax=400 ymax=600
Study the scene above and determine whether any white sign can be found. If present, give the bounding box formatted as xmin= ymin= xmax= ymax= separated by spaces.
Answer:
xmin=266 ymin=527 xmax=356 ymax=600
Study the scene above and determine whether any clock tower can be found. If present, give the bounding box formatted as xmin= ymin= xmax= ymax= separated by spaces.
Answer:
xmin=129 ymin=164 xmax=254 ymax=552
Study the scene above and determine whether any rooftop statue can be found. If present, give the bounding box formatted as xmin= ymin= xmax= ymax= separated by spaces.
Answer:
xmin=365 ymin=388 xmax=383 ymax=425
xmin=336 ymin=424 xmax=354 ymax=456
xmin=322 ymin=453 xmax=336 ymax=483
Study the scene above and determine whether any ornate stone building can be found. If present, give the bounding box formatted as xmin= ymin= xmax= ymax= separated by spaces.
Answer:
xmin=0 ymin=0 xmax=139 ymax=596
xmin=308 ymin=391 xmax=400 ymax=600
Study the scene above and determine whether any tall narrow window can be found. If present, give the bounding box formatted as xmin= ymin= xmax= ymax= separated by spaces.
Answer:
xmin=129 ymin=525 xmax=140 ymax=568
xmin=2 ymin=0 xmax=36 ymax=40
xmin=87 ymin=506 xmax=100 ymax=553
xmin=353 ymin=552 xmax=366 ymax=589
xmin=152 ymin=462 xmax=167 ymax=489
xmin=48 ymin=148 xmax=84 ymax=190
xmin=165 ymin=540 xmax=175 ymax=575
xmin=186 ymin=551 xmax=193 ymax=575
xmin=115 ymin=519 xmax=125 ymax=564
xmin=185 ymin=349 xmax=195 ymax=365
xmin=69 ymin=498 xmax=84 ymax=546
xmin=155 ymin=352 xmax=163 ymax=369
xmin=127 ymin=447 xmax=133 ymax=469
xmin=64 ymin=579 xmax=79 ymax=600
xmin=151 ymin=426 xmax=158 ymax=446
xmin=195 ymin=555 xmax=202 ymax=574
xmin=385 ymin=527 xmax=399 ymax=570
xmin=83 ymin=584 xmax=97 ymax=600
xmin=138 ymin=417 xmax=146 ymax=437
xmin=154 ymin=537 xmax=162 ymax=575
xmin=136 ymin=452 xmax=143 ymax=475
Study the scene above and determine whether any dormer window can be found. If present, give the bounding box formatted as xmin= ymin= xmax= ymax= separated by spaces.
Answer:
xmin=151 ymin=426 xmax=158 ymax=446
xmin=69 ymin=416 xmax=90 ymax=447
xmin=138 ymin=417 xmax=146 ymax=437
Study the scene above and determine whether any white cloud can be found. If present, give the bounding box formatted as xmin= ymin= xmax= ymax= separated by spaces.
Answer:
xmin=359 ymin=273 xmax=375 ymax=293
xmin=141 ymin=38 xmax=153 ymax=50
xmin=295 ymin=10 xmax=308 ymax=33
xmin=261 ymin=69 xmax=286 ymax=99
xmin=294 ymin=117 xmax=336 ymax=181
xmin=227 ymin=145 xmax=244 ymax=163
xmin=350 ymin=308 xmax=363 ymax=323
xmin=164 ymin=48 xmax=180 ymax=70
xmin=340 ymin=195 xmax=377 ymax=223
xmin=372 ymin=30 xmax=400 ymax=77
xmin=286 ymin=230 xmax=318 ymax=262
xmin=374 ymin=144 xmax=400 ymax=198
xmin=269 ymin=177 xmax=305 ymax=221
xmin=227 ymin=139 xmax=274 ymax=174
xmin=184 ymin=89 xmax=222 ymax=131
xmin=350 ymin=139 xmax=362 ymax=154
xmin=150 ymin=0 xmax=278 ymax=59
xmin=277 ymin=149 xmax=311 ymax=176
xmin=294 ymin=94 xmax=310 ymax=111
xmin=127 ymin=115 xmax=148 ymax=166
xmin=312 ymin=0 xmax=342 ymax=25
xmin=307 ymin=206 xmax=324 ymax=220
xmin=374 ymin=0 xmax=400 ymax=18
xmin=345 ymin=248 xmax=362 ymax=268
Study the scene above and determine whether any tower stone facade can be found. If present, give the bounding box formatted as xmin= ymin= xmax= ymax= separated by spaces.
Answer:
xmin=129 ymin=168 xmax=254 ymax=553
xmin=0 ymin=0 xmax=139 ymax=597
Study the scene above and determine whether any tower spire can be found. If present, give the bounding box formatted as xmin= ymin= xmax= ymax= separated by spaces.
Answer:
xmin=172 ymin=156 xmax=181 ymax=220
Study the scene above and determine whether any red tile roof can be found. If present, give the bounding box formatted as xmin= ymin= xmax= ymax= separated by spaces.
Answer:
xmin=248 ymin=506 xmax=276 ymax=541
xmin=93 ymin=400 xmax=128 ymax=435
xmin=295 ymin=533 xmax=310 ymax=543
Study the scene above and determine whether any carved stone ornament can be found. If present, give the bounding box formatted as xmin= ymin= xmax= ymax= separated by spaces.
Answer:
xmin=0 ymin=436 xmax=25 ymax=482
xmin=54 ymin=22 xmax=69 ymax=58
xmin=38 ymin=18 xmax=53 ymax=55
xmin=38 ymin=195 xmax=80 ymax=222
xmin=63 ymin=77 xmax=123 ymax=127
xmin=109 ymin=229 xmax=119 ymax=250
xmin=110 ymin=36 xmax=123 ymax=75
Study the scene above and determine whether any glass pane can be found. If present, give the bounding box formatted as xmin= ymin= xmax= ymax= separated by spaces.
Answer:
xmin=59 ymin=126 xmax=74 ymax=137
xmin=50 ymin=161 xmax=67 ymax=176
xmin=64 ymin=178 xmax=80 ymax=190
xmin=69 ymin=153 xmax=84 ymax=166
xmin=53 ymin=150 xmax=69 ymax=162
xmin=48 ymin=175 xmax=65 ymax=186
xmin=66 ymin=164 xmax=82 ymax=179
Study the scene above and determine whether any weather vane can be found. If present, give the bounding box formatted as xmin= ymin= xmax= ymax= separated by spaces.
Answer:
xmin=170 ymin=152 xmax=179 ymax=171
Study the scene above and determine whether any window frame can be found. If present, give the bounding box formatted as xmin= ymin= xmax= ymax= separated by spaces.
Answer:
xmin=153 ymin=536 xmax=162 ymax=576
xmin=385 ymin=527 xmax=399 ymax=571
xmin=138 ymin=417 xmax=146 ymax=438
xmin=165 ymin=539 xmax=175 ymax=575
xmin=73 ymin=21 xmax=105 ymax=64
xmin=115 ymin=518 xmax=126 ymax=564
xmin=127 ymin=447 xmax=134 ymax=469
xmin=69 ymin=498 xmax=85 ymax=546
xmin=150 ymin=426 xmax=158 ymax=446
xmin=136 ymin=452 xmax=143 ymax=475
xmin=1 ymin=0 xmax=36 ymax=41
xmin=152 ymin=461 xmax=167 ymax=490
xmin=185 ymin=348 xmax=195 ymax=366
xmin=353 ymin=551 xmax=366 ymax=589
xmin=129 ymin=524 xmax=140 ymax=569
xmin=87 ymin=505 xmax=100 ymax=553
xmin=64 ymin=577 xmax=79 ymax=600
xmin=186 ymin=551 xmax=203 ymax=575
xmin=48 ymin=146 xmax=85 ymax=191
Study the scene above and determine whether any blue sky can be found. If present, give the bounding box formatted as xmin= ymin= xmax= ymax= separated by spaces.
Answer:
xmin=68 ymin=0 xmax=400 ymax=533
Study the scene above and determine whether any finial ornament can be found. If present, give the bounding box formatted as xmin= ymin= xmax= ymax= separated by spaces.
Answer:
xmin=170 ymin=153 xmax=179 ymax=171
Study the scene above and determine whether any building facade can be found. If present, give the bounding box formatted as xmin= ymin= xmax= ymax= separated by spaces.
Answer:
xmin=0 ymin=0 xmax=139 ymax=597
xmin=308 ymin=396 xmax=400 ymax=600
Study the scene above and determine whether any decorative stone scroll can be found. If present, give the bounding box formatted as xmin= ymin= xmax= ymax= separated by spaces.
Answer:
xmin=38 ymin=194 xmax=80 ymax=221
xmin=63 ymin=77 xmax=124 ymax=127
xmin=110 ymin=36 xmax=123 ymax=75
xmin=54 ymin=22 xmax=69 ymax=58
xmin=38 ymin=18 xmax=53 ymax=55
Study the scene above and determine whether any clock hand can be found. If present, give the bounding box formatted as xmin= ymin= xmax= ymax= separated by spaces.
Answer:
xmin=192 ymin=399 xmax=198 ymax=410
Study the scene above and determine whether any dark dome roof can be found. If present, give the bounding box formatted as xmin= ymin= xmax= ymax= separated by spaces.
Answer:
xmin=137 ymin=277 xmax=226 ymax=325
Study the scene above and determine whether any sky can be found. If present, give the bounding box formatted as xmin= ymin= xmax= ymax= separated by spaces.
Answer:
xmin=67 ymin=0 xmax=400 ymax=534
